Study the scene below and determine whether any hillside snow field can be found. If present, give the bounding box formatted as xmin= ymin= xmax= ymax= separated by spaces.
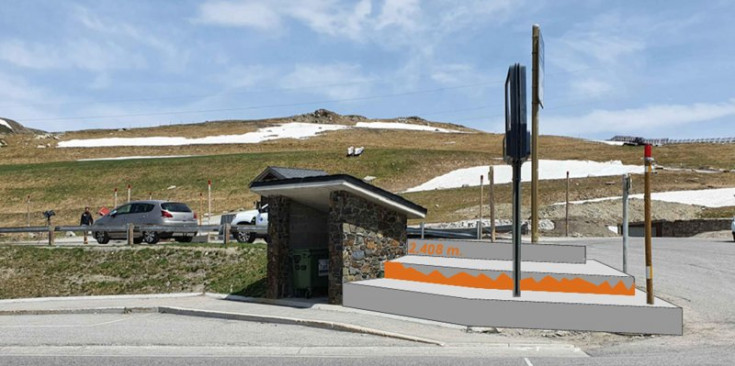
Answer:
xmin=405 ymin=160 xmax=643 ymax=192
xmin=563 ymin=187 xmax=735 ymax=208
xmin=57 ymin=121 xmax=467 ymax=148
xmin=0 ymin=119 xmax=13 ymax=131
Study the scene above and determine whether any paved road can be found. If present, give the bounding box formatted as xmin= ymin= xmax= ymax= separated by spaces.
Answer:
xmin=1 ymin=237 xmax=734 ymax=365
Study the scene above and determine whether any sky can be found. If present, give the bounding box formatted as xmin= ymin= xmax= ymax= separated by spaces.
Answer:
xmin=1 ymin=0 xmax=734 ymax=139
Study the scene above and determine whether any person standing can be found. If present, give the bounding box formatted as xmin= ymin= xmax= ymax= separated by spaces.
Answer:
xmin=80 ymin=207 xmax=94 ymax=244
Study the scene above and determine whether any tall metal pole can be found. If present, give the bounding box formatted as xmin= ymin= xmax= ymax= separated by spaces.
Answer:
xmin=622 ymin=174 xmax=631 ymax=273
xmin=512 ymin=161 xmax=522 ymax=297
xmin=565 ymin=171 xmax=570 ymax=237
xmin=479 ymin=175 xmax=484 ymax=240
xmin=489 ymin=166 xmax=496 ymax=242
xmin=531 ymin=24 xmax=541 ymax=243
xmin=644 ymin=145 xmax=654 ymax=304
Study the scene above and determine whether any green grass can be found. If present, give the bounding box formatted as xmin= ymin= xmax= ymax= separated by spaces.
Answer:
xmin=0 ymin=245 xmax=267 ymax=299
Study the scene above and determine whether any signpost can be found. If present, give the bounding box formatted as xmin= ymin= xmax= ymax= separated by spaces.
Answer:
xmin=644 ymin=145 xmax=654 ymax=304
xmin=531 ymin=24 xmax=544 ymax=243
xmin=504 ymin=64 xmax=530 ymax=297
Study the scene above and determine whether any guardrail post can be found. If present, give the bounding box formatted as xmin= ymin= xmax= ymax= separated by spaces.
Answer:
xmin=127 ymin=223 xmax=134 ymax=246
xmin=420 ymin=222 xmax=425 ymax=239
xmin=224 ymin=223 xmax=230 ymax=247
xmin=48 ymin=226 xmax=54 ymax=246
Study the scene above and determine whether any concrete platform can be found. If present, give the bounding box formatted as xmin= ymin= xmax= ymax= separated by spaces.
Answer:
xmin=386 ymin=255 xmax=635 ymax=295
xmin=407 ymin=239 xmax=586 ymax=263
xmin=344 ymin=279 xmax=683 ymax=335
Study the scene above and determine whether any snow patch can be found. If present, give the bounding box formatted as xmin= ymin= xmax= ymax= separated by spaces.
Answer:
xmin=405 ymin=160 xmax=642 ymax=192
xmin=355 ymin=122 xmax=463 ymax=133
xmin=58 ymin=123 xmax=348 ymax=148
xmin=566 ymin=187 xmax=735 ymax=208
xmin=77 ymin=155 xmax=194 ymax=162
xmin=0 ymin=119 xmax=13 ymax=131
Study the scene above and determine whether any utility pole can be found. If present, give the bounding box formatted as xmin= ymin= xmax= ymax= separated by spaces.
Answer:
xmin=622 ymin=174 xmax=631 ymax=273
xmin=531 ymin=24 xmax=544 ymax=243
xmin=489 ymin=166 xmax=496 ymax=242
xmin=644 ymin=145 xmax=654 ymax=304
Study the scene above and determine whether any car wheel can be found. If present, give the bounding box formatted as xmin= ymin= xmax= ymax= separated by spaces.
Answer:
xmin=246 ymin=232 xmax=256 ymax=243
xmin=235 ymin=226 xmax=249 ymax=243
xmin=94 ymin=231 xmax=109 ymax=244
xmin=176 ymin=236 xmax=194 ymax=243
xmin=143 ymin=231 xmax=159 ymax=244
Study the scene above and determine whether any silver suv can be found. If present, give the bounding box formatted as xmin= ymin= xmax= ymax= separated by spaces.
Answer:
xmin=92 ymin=200 xmax=197 ymax=244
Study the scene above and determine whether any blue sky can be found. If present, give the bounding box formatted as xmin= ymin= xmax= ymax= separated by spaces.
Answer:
xmin=1 ymin=0 xmax=734 ymax=139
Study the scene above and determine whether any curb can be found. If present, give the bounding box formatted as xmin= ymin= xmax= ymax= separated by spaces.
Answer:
xmin=158 ymin=306 xmax=446 ymax=346
xmin=0 ymin=307 xmax=157 ymax=316
xmin=0 ymin=292 xmax=203 ymax=305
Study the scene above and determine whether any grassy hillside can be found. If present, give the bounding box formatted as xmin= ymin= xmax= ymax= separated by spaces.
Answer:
xmin=0 ymin=244 xmax=266 ymax=299
xmin=1 ymin=112 xmax=734 ymax=228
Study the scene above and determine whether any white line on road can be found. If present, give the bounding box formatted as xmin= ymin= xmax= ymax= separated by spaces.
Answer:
xmin=524 ymin=357 xmax=534 ymax=366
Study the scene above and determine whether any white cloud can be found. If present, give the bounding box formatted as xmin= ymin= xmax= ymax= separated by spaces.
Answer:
xmin=196 ymin=1 xmax=282 ymax=30
xmin=569 ymin=78 xmax=613 ymax=99
xmin=545 ymin=99 xmax=735 ymax=136
xmin=280 ymin=63 xmax=373 ymax=99
xmin=375 ymin=0 xmax=420 ymax=31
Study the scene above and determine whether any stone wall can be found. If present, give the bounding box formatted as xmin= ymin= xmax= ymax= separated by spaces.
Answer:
xmin=328 ymin=191 xmax=407 ymax=304
xmin=265 ymin=195 xmax=291 ymax=299
xmin=626 ymin=218 xmax=731 ymax=237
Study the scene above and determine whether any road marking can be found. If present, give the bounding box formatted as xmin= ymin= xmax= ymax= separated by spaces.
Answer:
xmin=524 ymin=357 xmax=534 ymax=366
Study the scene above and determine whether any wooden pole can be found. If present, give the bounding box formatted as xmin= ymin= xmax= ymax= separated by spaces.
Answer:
xmin=224 ymin=223 xmax=230 ymax=248
xmin=199 ymin=193 xmax=203 ymax=226
xmin=114 ymin=188 xmax=118 ymax=208
xmin=26 ymin=195 xmax=31 ymax=227
xmin=531 ymin=24 xmax=542 ymax=243
xmin=565 ymin=171 xmax=570 ymax=237
xmin=644 ymin=144 xmax=654 ymax=305
xmin=479 ymin=175 xmax=484 ymax=240
xmin=127 ymin=223 xmax=134 ymax=246
xmin=489 ymin=166 xmax=496 ymax=242
xmin=208 ymin=180 xmax=212 ymax=225
xmin=127 ymin=185 xmax=131 ymax=202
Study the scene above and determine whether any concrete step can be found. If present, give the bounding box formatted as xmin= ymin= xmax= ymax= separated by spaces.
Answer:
xmin=343 ymin=278 xmax=682 ymax=335
xmin=407 ymin=239 xmax=586 ymax=263
xmin=385 ymin=255 xmax=635 ymax=296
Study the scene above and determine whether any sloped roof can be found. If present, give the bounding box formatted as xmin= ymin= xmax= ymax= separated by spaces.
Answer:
xmin=252 ymin=166 xmax=328 ymax=183
xmin=250 ymin=174 xmax=427 ymax=219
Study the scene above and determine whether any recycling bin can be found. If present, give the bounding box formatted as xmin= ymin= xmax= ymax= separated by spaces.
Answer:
xmin=290 ymin=248 xmax=329 ymax=298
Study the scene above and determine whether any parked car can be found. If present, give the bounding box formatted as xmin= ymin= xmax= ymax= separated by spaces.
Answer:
xmin=92 ymin=200 xmax=197 ymax=244
xmin=230 ymin=204 xmax=269 ymax=243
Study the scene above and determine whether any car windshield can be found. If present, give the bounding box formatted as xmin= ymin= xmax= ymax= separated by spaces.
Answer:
xmin=161 ymin=202 xmax=191 ymax=212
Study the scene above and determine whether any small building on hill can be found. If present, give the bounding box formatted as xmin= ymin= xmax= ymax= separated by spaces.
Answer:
xmin=250 ymin=167 xmax=427 ymax=304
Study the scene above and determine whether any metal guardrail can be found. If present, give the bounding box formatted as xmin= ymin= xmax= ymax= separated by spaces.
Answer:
xmin=0 ymin=224 xmax=267 ymax=246
xmin=610 ymin=135 xmax=735 ymax=146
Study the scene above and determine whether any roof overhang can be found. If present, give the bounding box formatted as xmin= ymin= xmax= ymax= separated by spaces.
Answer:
xmin=250 ymin=175 xmax=427 ymax=219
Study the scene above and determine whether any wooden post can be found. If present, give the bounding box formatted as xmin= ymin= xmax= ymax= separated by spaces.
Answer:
xmin=127 ymin=185 xmax=131 ymax=202
xmin=127 ymin=223 xmax=134 ymax=246
xmin=489 ymin=166 xmax=496 ymax=242
xmin=479 ymin=175 xmax=484 ymax=240
xmin=565 ymin=171 xmax=570 ymax=237
xmin=114 ymin=188 xmax=118 ymax=208
xmin=207 ymin=180 xmax=212 ymax=225
xmin=48 ymin=226 xmax=54 ymax=246
xmin=644 ymin=145 xmax=654 ymax=304
xmin=224 ymin=223 xmax=230 ymax=248
xmin=26 ymin=195 xmax=31 ymax=227
xmin=198 ymin=193 xmax=203 ymax=226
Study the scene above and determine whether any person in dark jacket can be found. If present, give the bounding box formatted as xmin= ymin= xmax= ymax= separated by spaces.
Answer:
xmin=80 ymin=207 xmax=94 ymax=244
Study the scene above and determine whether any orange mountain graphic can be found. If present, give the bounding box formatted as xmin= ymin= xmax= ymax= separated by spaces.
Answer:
xmin=385 ymin=262 xmax=634 ymax=296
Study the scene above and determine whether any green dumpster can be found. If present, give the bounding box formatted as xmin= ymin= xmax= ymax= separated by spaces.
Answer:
xmin=291 ymin=248 xmax=329 ymax=298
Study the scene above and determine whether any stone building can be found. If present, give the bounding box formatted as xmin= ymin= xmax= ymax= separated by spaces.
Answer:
xmin=249 ymin=167 xmax=427 ymax=304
